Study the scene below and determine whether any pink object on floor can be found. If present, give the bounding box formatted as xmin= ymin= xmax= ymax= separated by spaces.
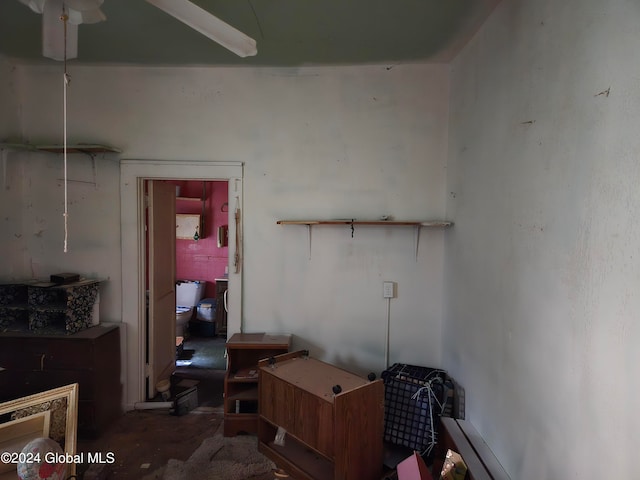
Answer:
xmin=397 ymin=451 xmax=434 ymax=480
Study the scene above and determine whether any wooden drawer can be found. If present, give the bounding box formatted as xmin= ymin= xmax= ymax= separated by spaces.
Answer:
xmin=0 ymin=338 xmax=92 ymax=370
xmin=0 ymin=369 xmax=95 ymax=400
xmin=0 ymin=327 xmax=118 ymax=371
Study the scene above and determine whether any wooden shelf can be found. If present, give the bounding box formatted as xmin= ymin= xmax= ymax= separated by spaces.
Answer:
xmin=223 ymin=333 xmax=291 ymax=437
xmin=277 ymin=219 xmax=453 ymax=260
xmin=176 ymin=196 xmax=204 ymax=202
xmin=227 ymin=386 xmax=259 ymax=401
xmin=1 ymin=143 xmax=121 ymax=188
xmin=277 ymin=220 xmax=452 ymax=227
xmin=229 ymin=367 xmax=259 ymax=382
xmin=0 ymin=143 xmax=121 ymax=154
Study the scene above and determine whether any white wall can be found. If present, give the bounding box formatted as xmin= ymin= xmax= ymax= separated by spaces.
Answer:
xmin=0 ymin=55 xmax=26 ymax=278
xmin=445 ymin=0 xmax=640 ymax=478
xmin=243 ymin=66 xmax=450 ymax=373
xmin=0 ymin=54 xmax=19 ymax=139
xmin=3 ymin=63 xmax=449 ymax=381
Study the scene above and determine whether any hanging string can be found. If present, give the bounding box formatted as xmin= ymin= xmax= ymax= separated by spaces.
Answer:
xmin=62 ymin=7 xmax=70 ymax=253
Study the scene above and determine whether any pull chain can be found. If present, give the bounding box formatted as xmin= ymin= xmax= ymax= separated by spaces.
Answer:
xmin=62 ymin=8 xmax=70 ymax=253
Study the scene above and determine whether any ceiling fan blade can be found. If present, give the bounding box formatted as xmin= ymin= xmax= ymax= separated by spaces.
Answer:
xmin=146 ymin=0 xmax=257 ymax=58
xmin=64 ymin=0 xmax=104 ymax=10
xmin=65 ymin=0 xmax=107 ymax=24
xmin=18 ymin=0 xmax=46 ymax=14
xmin=67 ymin=7 xmax=106 ymax=25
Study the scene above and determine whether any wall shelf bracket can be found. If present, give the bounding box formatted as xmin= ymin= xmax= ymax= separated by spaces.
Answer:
xmin=91 ymin=154 xmax=98 ymax=188
xmin=1 ymin=148 xmax=8 ymax=190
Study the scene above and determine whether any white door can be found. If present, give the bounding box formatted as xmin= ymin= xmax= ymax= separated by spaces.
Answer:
xmin=147 ymin=180 xmax=176 ymax=398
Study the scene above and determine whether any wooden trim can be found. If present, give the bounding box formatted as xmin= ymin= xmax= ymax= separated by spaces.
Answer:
xmin=257 ymin=350 xmax=305 ymax=368
xmin=0 ymin=412 xmax=50 ymax=475
xmin=437 ymin=417 xmax=510 ymax=480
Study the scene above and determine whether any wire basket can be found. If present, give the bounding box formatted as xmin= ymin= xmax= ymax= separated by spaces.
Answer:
xmin=382 ymin=363 xmax=450 ymax=457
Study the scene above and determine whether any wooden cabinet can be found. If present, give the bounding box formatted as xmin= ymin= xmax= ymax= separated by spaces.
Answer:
xmin=0 ymin=325 xmax=122 ymax=438
xmin=224 ymin=332 xmax=290 ymax=437
xmin=257 ymin=351 xmax=384 ymax=480
xmin=176 ymin=213 xmax=203 ymax=239
xmin=215 ymin=279 xmax=228 ymax=336
xmin=176 ymin=193 xmax=206 ymax=240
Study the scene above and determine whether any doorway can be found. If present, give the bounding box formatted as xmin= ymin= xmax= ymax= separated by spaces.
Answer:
xmin=168 ymin=179 xmax=228 ymax=370
xmin=120 ymin=160 xmax=243 ymax=409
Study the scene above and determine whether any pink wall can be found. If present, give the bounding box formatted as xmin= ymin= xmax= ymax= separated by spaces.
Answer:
xmin=170 ymin=180 xmax=228 ymax=300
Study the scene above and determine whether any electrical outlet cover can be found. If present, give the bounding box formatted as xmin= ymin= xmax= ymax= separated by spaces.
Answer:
xmin=383 ymin=281 xmax=395 ymax=298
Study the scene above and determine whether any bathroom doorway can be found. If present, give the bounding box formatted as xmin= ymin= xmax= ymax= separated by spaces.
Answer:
xmin=170 ymin=179 xmax=229 ymax=371
xmin=120 ymin=159 xmax=243 ymax=406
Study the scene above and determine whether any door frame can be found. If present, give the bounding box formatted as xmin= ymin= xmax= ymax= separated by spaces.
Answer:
xmin=120 ymin=160 xmax=243 ymax=409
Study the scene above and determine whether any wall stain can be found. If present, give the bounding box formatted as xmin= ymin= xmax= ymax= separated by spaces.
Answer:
xmin=594 ymin=87 xmax=610 ymax=98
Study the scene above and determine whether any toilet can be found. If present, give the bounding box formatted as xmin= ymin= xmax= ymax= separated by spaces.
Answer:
xmin=176 ymin=306 xmax=192 ymax=336
xmin=175 ymin=280 xmax=206 ymax=337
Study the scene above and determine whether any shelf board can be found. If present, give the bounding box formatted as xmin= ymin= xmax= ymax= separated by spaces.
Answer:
xmin=277 ymin=219 xmax=453 ymax=260
xmin=227 ymin=386 xmax=259 ymax=402
xmin=226 ymin=333 xmax=292 ymax=349
xmin=0 ymin=143 xmax=121 ymax=154
xmin=230 ymin=367 xmax=259 ymax=381
xmin=277 ymin=220 xmax=453 ymax=227
xmin=260 ymin=438 xmax=334 ymax=480
xmin=176 ymin=196 xmax=204 ymax=202
xmin=1 ymin=144 xmax=121 ymax=189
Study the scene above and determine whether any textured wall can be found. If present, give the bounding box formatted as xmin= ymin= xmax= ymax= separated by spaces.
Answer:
xmin=0 ymin=55 xmax=24 ymax=278
xmin=445 ymin=0 xmax=640 ymax=477
xmin=0 ymin=55 xmax=19 ymax=139
xmin=3 ymin=63 xmax=449 ymax=378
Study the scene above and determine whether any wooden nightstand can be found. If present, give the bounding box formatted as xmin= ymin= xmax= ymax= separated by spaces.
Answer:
xmin=223 ymin=332 xmax=291 ymax=437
